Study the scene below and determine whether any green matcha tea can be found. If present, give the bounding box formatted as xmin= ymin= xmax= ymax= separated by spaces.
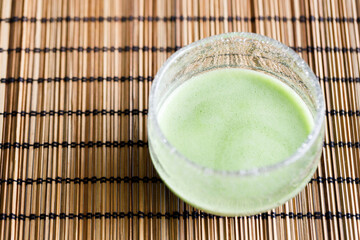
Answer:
xmin=158 ymin=68 xmax=313 ymax=171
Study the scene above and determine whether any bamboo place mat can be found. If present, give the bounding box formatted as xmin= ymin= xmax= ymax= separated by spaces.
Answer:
xmin=0 ymin=0 xmax=359 ymax=239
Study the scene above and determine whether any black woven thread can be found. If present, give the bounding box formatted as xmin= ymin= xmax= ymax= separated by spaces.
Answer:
xmin=0 ymin=141 xmax=357 ymax=149
xmin=289 ymin=46 xmax=360 ymax=53
xmin=0 ymin=46 xmax=175 ymax=53
xmin=1 ymin=109 xmax=358 ymax=117
xmin=1 ymin=176 xmax=358 ymax=185
xmin=0 ymin=76 xmax=153 ymax=83
xmin=310 ymin=177 xmax=360 ymax=184
xmin=0 ymin=176 xmax=162 ymax=185
xmin=319 ymin=77 xmax=360 ymax=83
xmin=325 ymin=110 xmax=360 ymax=117
xmin=0 ymin=211 xmax=358 ymax=221
xmin=0 ymin=15 xmax=359 ymax=23
xmin=0 ymin=109 xmax=148 ymax=117
xmin=1 ymin=141 xmax=356 ymax=149
xmin=323 ymin=141 xmax=360 ymax=148
xmin=0 ymin=140 xmax=147 ymax=149
xmin=1 ymin=46 xmax=359 ymax=54
xmin=1 ymin=76 xmax=359 ymax=84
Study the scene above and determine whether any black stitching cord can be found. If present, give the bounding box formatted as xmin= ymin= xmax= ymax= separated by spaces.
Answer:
xmin=325 ymin=110 xmax=360 ymax=117
xmin=0 ymin=109 xmax=148 ymax=117
xmin=0 ymin=211 xmax=358 ymax=221
xmin=0 ymin=176 xmax=162 ymax=185
xmin=1 ymin=46 xmax=360 ymax=54
xmin=1 ymin=109 xmax=358 ymax=118
xmin=319 ymin=77 xmax=360 ymax=83
xmin=2 ymin=140 xmax=359 ymax=149
xmin=323 ymin=141 xmax=360 ymax=148
xmin=289 ymin=46 xmax=360 ymax=53
xmin=0 ymin=76 xmax=153 ymax=83
xmin=0 ymin=15 xmax=359 ymax=23
xmin=310 ymin=177 xmax=360 ymax=184
xmin=0 ymin=141 xmax=357 ymax=149
xmin=1 ymin=176 xmax=358 ymax=186
xmin=0 ymin=46 xmax=176 ymax=53
xmin=1 ymin=76 xmax=359 ymax=84
xmin=0 ymin=140 xmax=147 ymax=149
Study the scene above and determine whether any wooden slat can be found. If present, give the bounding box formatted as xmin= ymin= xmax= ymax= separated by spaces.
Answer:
xmin=0 ymin=0 xmax=359 ymax=239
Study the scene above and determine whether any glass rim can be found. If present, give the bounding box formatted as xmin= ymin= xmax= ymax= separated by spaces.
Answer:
xmin=148 ymin=32 xmax=325 ymax=177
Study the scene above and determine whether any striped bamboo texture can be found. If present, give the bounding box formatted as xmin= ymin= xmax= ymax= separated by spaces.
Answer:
xmin=0 ymin=0 xmax=359 ymax=239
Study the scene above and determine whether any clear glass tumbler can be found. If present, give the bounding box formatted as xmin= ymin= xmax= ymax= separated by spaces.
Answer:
xmin=148 ymin=32 xmax=325 ymax=216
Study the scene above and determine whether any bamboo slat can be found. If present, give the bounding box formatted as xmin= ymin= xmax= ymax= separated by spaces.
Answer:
xmin=0 ymin=0 xmax=359 ymax=239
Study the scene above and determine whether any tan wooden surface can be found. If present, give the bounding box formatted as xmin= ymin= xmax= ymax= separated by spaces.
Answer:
xmin=0 ymin=0 xmax=359 ymax=239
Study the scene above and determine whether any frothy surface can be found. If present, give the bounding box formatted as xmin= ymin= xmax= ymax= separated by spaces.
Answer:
xmin=158 ymin=68 xmax=313 ymax=171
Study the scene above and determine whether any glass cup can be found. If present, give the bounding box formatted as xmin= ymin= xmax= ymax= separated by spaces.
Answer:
xmin=148 ymin=32 xmax=325 ymax=216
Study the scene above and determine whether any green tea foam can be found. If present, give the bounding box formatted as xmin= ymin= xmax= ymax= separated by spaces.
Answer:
xmin=158 ymin=68 xmax=313 ymax=171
